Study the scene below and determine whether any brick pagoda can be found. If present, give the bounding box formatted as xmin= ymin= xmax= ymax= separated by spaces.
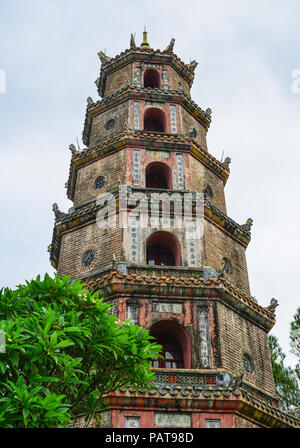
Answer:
xmin=49 ymin=31 xmax=299 ymax=428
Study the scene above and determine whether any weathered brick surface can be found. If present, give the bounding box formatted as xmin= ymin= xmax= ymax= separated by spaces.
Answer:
xmin=130 ymin=99 xmax=182 ymax=133
xmin=188 ymin=154 xmax=227 ymax=213
xmin=104 ymin=64 xmax=132 ymax=97
xmin=126 ymin=147 xmax=180 ymax=187
xmin=103 ymin=60 xmax=191 ymax=98
xmin=167 ymin=65 xmax=190 ymax=95
xmin=204 ymin=219 xmax=250 ymax=293
xmin=234 ymin=415 xmax=263 ymax=428
xmin=181 ymin=107 xmax=208 ymax=149
xmin=89 ymin=101 xmax=129 ymax=147
xmin=57 ymin=221 xmax=122 ymax=279
xmin=216 ymin=301 xmax=276 ymax=395
xmin=74 ymin=150 xmax=127 ymax=206
xmin=125 ymin=297 xmax=209 ymax=369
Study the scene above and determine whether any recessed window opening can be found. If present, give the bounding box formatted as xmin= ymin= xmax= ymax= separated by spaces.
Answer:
xmin=143 ymin=68 xmax=161 ymax=89
xmin=150 ymin=333 xmax=183 ymax=368
xmin=146 ymin=231 xmax=181 ymax=266
xmin=145 ymin=162 xmax=172 ymax=189
xmin=144 ymin=107 xmax=166 ymax=132
xmin=147 ymin=245 xmax=175 ymax=266
xmin=150 ymin=320 xmax=191 ymax=369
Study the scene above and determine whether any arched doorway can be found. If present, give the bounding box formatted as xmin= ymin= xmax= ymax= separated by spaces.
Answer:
xmin=146 ymin=231 xmax=181 ymax=266
xmin=144 ymin=107 xmax=166 ymax=132
xmin=143 ymin=68 xmax=161 ymax=89
xmin=150 ymin=320 xmax=191 ymax=369
xmin=145 ymin=161 xmax=172 ymax=189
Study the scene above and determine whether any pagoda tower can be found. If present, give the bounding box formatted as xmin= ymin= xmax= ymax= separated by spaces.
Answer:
xmin=49 ymin=32 xmax=299 ymax=428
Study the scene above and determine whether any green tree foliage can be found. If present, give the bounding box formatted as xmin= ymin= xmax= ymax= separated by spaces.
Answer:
xmin=0 ymin=274 xmax=161 ymax=428
xmin=268 ymin=334 xmax=300 ymax=410
xmin=290 ymin=307 xmax=300 ymax=377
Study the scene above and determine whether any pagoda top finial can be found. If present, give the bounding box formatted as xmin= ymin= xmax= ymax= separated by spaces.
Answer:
xmin=140 ymin=27 xmax=151 ymax=49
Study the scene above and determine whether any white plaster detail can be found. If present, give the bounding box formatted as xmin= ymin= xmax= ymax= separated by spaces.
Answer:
xmin=176 ymin=153 xmax=185 ymax=189
xmin=154 ymin=413 xmax=191 ymax=427
xmin=152 ymin=302 xmax=183 ymax=314
xmin=197 ymin=307 xmax=211 ymax=368
xmin=170 ymin=104 xmax=177 ymax=133
xmin=132 ymin=149 xmax=141 ymax=186
xmin=133 ymin=101 xmax=140 ymax=129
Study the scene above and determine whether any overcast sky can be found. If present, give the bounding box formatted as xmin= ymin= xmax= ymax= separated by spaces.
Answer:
xmin=0 ymin=0 xmax=299 ymax=368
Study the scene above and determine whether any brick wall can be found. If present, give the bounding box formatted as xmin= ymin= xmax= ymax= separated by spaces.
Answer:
xmin=188 ymin=154 xmax=227 ymax=213
xmin=104 ymin=60 xmax=191 ymax=98
xmin=234 ymin=415 xmax=263 ymax=428
xmin=104 ymin=64 xmax=132 ymax=97
xmin=57 ymin=220 xmax=122 ymax=278
xmin=216 ymin=301 xmax=276 ymax=395
xmin=167 ymin=65 xmax=191 ymax=96
xmin=180 ymin=107 xmax=208 ymax=149
xmin=130 ymin=99 xmax=182 ymax=134
xmin=204 ymin=219 xmax=250 ymax=293
xmin=127 ymin=147 xmax=180 ymax=187
xmin=74 ymin=150 xmax=126 ymax=206
xmin=121 ymin=297 xmax=213 ymax=370
xmin=89 ymin=101 xmax=129 ymax=147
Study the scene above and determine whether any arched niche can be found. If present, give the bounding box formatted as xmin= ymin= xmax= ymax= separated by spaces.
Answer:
xmin=150 ymin=320 xmax=191 ymax=369
xmin=143 ymin=68 xmax=161 ymax=89
xmin=144 ymin=107 xmax=166 ymax=132
xmin=145 ymin=161 xmax=172 ymax=189
xmin=146 ymin=231 xmax=181 ymax=267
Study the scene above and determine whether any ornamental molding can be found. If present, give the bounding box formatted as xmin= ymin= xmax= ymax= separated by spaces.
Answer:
xmin=104 ymin=387 xmax=299 ymax=428
xmin=50 ymin=191 xmax=251 ymax=272
xmin=97 ymin=48 xmax=196 ymax=97
xmin=67 ymin=130 xmax=229 ymax=202
xmin=79 ymin=269 xmax=276 ymax=331
xmin=82 ymin=85 xmax=211 ymax=146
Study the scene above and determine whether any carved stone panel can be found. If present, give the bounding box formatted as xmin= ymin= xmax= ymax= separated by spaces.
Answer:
xmin=154 ymin=413 xmax=191 ymax=427
xmin=129 ymin=216 xmax=140 ymax=263
xmin=132 ymin=149 xmax=141 ymax=186
xmin=186 ymin=221 xmax=199 ymax=267
xmin=127 ymin=303 xmax=139 ymax=324
xmin=162 ymin=70 xmax=169 ymax=89
xmin=135 ymin=67 xmax=141 ymax=87
xmin=125 ymin=416 xmax=141 ymax=428
xmin=176 ymin=153 xmax=185 ymax=189
xmin=133 ymin=101 xmax=140 ymax=129
xmin=197 ymin=306 xmax=211 ymax=368
xmin=146 ymin=150 xmax=170 ymax=159
xmin=152 ymin=302 xmax=183 ymax=314
xmin=170 ymin=104 xmax=177 ymax=133
xmin=206 ymin=419 xmax=220 ymax=428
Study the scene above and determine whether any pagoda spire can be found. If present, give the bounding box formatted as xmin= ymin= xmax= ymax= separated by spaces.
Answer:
xmin=140 ymin=27 xmax=151 ymax=48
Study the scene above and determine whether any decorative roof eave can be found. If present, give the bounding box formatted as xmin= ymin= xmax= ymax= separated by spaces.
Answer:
xmin=100 ymin=387 xmax=298 ymax=428
xmin=239 ymin=389 xmax=300 ymax=428
xmin=82 ymin=85 xmax=211 ymax=147
xmin=67 ymin=130 xmax=229 ymax=202
xmin=83 ymin=271 xmax=275 ymax=331
xmin=56 ymin=188 xmax=247 ymax=243
xmin=50 ymin=190 xmax=250 ymax=269
xmin=97 ymin=48 xmax=195 ymax=97
xmin=205 ymin=200 xmax=251 ymax=246
xmin=190 ymin=145 xmax=229 ymax=184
